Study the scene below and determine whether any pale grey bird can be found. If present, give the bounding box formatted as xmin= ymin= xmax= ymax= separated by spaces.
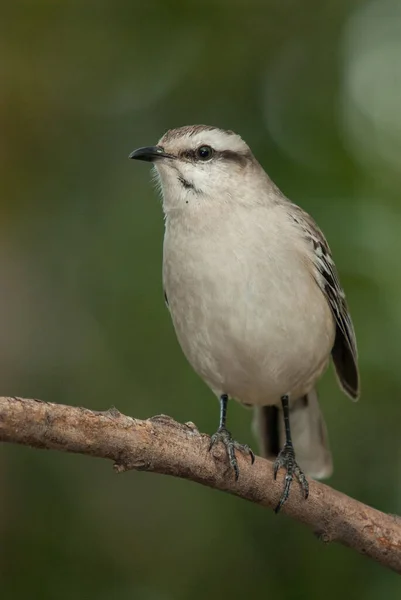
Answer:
xmin=129 ymin=125 xmax=359 ymax=512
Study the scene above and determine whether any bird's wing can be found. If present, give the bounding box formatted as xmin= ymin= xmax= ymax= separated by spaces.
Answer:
xmin=164 ymin=290 xmax=169 ymax=309
xmin=289 ymin=206 xmax=359 ymax=400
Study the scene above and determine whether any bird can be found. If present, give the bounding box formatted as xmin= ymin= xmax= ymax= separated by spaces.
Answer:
xmin=129 ymin=125 xmax=359 ymax=512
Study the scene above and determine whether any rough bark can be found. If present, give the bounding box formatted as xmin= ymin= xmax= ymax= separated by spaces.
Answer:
xmin=0 ymin=396 xmax=400 ymax=573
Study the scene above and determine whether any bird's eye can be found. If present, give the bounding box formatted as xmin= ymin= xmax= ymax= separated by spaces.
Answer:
xmin=196 ymin=145 xmax=214 ymax=161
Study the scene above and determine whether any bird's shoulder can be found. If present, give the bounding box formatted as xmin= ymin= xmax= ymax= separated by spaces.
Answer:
xmin=285 ymin=203 xmax=346 ymax=315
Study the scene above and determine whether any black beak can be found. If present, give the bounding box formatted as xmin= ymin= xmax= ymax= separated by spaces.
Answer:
xmin=128 ymin=146 xmax=174 ymax=162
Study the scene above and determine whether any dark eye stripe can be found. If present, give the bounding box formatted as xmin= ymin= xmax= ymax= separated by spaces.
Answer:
xmin=219 ymin=149 xmax=250 ymax=166
xmin=179 ymin=148 xmax=249 ymax=165
xmin=179 ymin=149 xmax=197 ymax=160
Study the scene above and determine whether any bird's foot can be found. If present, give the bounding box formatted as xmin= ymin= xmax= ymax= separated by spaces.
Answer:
xmin=273 ymin=442 xmax=309 ymax=513
xmin=209 ymin=427 xmax=255 ymax=480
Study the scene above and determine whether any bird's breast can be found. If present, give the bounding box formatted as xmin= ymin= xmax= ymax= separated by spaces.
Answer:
xmin=163 ymin=207 xmax=335 ymax=405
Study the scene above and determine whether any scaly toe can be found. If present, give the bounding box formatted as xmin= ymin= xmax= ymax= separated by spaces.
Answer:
xmin=209 ymin=427 xmax=254 ymax=480
xmin=273 ymin=444 xmax=309 ymax=513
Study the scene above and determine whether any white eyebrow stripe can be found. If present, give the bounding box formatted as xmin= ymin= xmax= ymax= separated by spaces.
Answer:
xmin=187 ymin=129 xmax=246 ymax=153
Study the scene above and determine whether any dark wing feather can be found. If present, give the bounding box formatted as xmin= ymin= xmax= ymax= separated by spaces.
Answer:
xmin=289 ymin=208 xmax=360 ymax=400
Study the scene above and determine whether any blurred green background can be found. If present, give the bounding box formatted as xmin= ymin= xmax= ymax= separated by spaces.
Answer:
xmin=1 ymin=1 xmax=401 ymax=598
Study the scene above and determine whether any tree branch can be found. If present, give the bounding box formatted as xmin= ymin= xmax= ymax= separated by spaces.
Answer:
xmin=0 ymin=396 xmax=400 ymax=573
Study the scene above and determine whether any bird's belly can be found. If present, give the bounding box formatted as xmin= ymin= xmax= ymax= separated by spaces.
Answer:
xmin=164 ymin=245 xmax=335 ymax=406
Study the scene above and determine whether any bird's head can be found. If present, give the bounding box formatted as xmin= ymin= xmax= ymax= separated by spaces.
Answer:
xmin=130 ymin=125 xmax=266 ymax=212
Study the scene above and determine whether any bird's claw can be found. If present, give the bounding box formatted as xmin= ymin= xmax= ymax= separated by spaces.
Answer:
xmin=273 ymin=442 xmax=309 ymax=513
xmin=209 ymin=427 xmax=255 ymax=480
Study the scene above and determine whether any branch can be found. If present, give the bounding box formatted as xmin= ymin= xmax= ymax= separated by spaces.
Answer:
xmin=0 ymin=397 xmax=400 ymax=573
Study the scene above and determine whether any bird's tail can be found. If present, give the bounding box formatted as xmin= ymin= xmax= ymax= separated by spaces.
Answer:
xmin=253 ymin=388 xmax=332 ymax=479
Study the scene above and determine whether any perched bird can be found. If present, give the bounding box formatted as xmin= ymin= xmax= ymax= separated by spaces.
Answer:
xmin=129 ymin=125 xmax=359 ymax=512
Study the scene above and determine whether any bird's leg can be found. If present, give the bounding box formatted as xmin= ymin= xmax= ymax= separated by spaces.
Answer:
xmin=273 ymin=394 xmax=309 ymax=513
xmin=209 ymin=394 xmax=255 ymax=480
